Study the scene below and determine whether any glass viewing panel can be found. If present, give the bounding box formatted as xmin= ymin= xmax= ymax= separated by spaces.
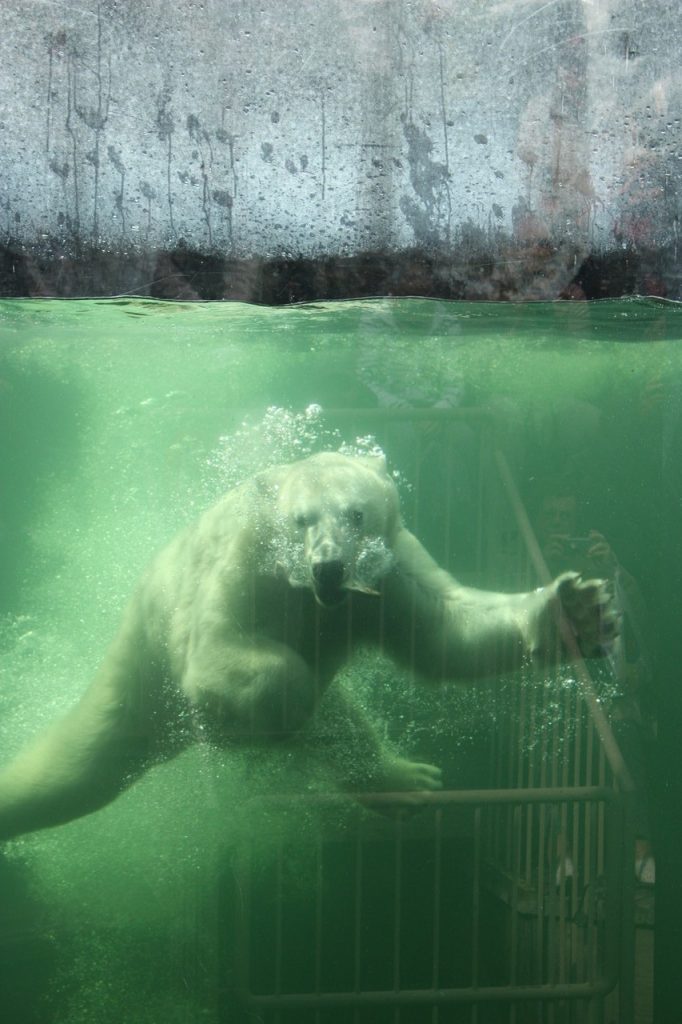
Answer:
xmin=0 ymin=297 xmax=673 ymax=1023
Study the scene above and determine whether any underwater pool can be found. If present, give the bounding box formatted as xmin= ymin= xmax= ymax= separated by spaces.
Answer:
xmin=0 ymin=296 xmax=678 ymax=1023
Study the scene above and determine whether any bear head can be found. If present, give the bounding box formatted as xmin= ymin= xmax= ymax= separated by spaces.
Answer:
xmin=267 ymin=452 xmax=401 ymax=608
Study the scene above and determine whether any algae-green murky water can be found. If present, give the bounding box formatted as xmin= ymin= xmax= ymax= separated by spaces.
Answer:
xmin=0 ymin=297 xmax=679 ymax=1023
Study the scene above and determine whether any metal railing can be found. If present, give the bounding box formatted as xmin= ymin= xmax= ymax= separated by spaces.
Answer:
xmin=223 ymin=784 xmax=630 ymax=1023
xmin=219 ymin=420 xmax=637 ymax=1023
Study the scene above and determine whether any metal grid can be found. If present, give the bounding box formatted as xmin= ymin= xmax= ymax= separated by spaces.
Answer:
xmin=223 ymin=784 xmax=630 ymax=1024
xmin=219 ymin=419 xmax=637 ymax=1023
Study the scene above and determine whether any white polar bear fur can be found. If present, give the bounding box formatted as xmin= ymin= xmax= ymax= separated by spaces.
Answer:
xmin=0 ymin=452 xmax=613 ymax=840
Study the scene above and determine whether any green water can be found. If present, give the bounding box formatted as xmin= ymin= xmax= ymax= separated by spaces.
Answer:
xmin=0 ymin=297 xmax=680 ymax=1022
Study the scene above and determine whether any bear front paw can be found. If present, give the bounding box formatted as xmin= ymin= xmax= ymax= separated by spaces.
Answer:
xmin=353 ymin=755 xmax=443 ymax=813
xmin=556 ymin=571 xmax=619 ymax=659
xmin=374 ymin=755 xmax=444 ymax=795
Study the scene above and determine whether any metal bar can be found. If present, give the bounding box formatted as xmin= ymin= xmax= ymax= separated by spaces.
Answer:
xmin=431 ymin=808 xmax=442 ymax=1024
xmin=516 ymin=670 xmax=527 ymax=790
xmin=472 ymin=806 xmax=481 ymax=992
xmin=248 ymin=785 xmax=619 ymax=809
xmin=353 ymin=823 xmax=363 ymax=995
xmin=603 ymin=798 xmax=625 ymax=986
xmin=536 ymin=800 xmax=546 ymax=984
xmin=432 ymin=809 xmax=442 ymax=987
xmin=232 ymin=848 xmax=252 ymax=1000
xmin=615 ymin=791 xmax=637 ymax=1024
xmin=585 ymin=801 xmax=596 ymax=984
xmin=572 ymin=694 xmax=583 ymax=981
xmin=393 ymin=816 xmax=403 ymax=996
xmin=598 ymin=742 xmax=607 ymax=876
xmin=584 ymin=718 xmax=595 ymax=954
xmin=509 ymin=803 xmax=521 ymax=986
xmin=524 ymin=687 xmax=537 ymax=881
xmin=274 ymin=842 xmax=283 ymax=997
xmin=315 ymin=838 xmax=323 ymax=996
xmin=353 ymin=822 xmax=363 ymax=1024
xmin=506 ymin=686 xmax=517 ymax=856
xmin=240 ymin=977 xmax=619 ymax=1010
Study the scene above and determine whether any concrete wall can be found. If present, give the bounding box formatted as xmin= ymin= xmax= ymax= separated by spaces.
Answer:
xmin=2 ymin=0 xmax=680 ymax=298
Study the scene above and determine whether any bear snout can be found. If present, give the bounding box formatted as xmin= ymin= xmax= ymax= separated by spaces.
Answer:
xmin=311 ymin=558 xmax=347 ymax=606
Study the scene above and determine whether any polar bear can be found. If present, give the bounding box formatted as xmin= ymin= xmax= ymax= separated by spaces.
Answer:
xmin=0 ymin=452 xmax=615 ymax=840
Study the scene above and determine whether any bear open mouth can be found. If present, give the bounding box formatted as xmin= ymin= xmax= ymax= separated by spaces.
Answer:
xmin=311 ymin=560 xmax=347 ymax=608
xmin=313 ymin=587 xmax=348 ymax=608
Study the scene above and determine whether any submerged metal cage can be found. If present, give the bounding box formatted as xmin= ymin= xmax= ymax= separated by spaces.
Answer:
xmin=223 ymin=786 xmax=631 ymax=1024
xmin=219 ymin=419 xmax=640 ymax=1024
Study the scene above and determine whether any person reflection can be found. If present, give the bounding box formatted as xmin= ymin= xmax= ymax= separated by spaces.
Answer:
xmin=535 ymin=483 xmax=656 ymax=884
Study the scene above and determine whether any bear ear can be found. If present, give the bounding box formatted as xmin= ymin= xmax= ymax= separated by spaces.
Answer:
xmin=355 ymin=452 xmax=389 ymax=477
xmin=253 ymin=463 xmax=289 ymax=498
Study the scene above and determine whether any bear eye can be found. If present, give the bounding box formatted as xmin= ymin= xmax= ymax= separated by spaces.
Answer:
xmin=347 ymin=508 xmax=364 ymax=528
xmin=294 ymin=511 xmax=318 ymax=528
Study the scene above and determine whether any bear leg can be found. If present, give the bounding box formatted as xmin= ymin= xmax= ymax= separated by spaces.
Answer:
xmin=182 ymin=637 xmax=320 ymax=743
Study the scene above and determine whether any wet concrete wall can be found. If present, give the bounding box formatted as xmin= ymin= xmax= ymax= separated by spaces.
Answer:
xmin=1 ymin=0 xmax=680 ymax=299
